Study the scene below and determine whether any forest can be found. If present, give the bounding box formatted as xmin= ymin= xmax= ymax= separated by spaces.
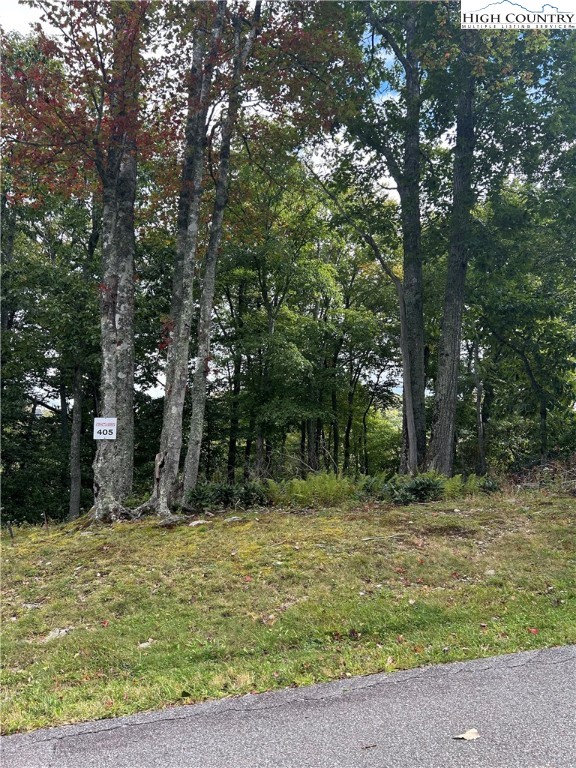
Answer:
xmin=2 ymin=0 xmax=576 ymax=524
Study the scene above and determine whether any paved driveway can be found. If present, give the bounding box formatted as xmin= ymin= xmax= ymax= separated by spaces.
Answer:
xmin=2 ymin=645 xmax=575 ymax=767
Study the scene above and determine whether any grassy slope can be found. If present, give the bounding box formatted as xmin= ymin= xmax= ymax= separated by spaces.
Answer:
xmin=1 ymin=491 xmax=575 ymax=734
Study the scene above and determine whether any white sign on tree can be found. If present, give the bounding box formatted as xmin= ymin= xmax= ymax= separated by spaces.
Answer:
xmin=93 ymin=418 xmax=117 ymax=440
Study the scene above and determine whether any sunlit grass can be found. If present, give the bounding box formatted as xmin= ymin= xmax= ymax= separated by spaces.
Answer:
xmin=1 ymin=491 xmax=574 ymax=734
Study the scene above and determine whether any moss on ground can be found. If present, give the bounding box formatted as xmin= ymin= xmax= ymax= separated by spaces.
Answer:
xmin=1 ymin=491 xmax=575 ymax=733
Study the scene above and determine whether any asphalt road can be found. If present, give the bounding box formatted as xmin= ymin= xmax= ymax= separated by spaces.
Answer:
xmin=2 ymin=645 xmax=575 ymax=768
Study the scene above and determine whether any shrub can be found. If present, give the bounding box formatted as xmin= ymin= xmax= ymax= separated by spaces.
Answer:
xmin=267 ymin=473 xmax=357 ymax=508
xmin=381 ymin=480 xmax=418 ymax=505
xmin=406 ymin=474 xmax=444 ymax=502
xmin=443 ymin=474 xmax=466 ymax=499
xmin=445 ymin=474 xmax=501 ymax=497
xmin=380 ymin=473 xmax=444 ymax=505
xmin=238 ymin=482 xmax=270 ymax=507
xmin=479 ymin=476 xmax=501 ymax=494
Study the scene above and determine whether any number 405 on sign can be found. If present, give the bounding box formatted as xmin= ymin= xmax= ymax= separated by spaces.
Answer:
xmin=93 ymin=418 xmax=117 ymax=440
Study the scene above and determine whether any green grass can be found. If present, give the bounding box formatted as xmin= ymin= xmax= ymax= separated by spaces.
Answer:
xmin=1 ymin=490 xmax=575 ymax=734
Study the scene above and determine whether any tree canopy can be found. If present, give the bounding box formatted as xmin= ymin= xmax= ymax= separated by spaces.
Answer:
xmin=2 ymin=1 xmax=575 ymax=523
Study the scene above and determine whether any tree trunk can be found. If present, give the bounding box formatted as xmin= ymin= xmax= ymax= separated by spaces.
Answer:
xmin=226 ymin=283 xmax=245 ymax=484
xmin=472 ymin=341 xmax=487 ymax=476
xmin=182 ymin=4 xmax=261 ymax=499
xmin=91 ymin=4 xmax=143 ymax=521
xmin=331 ymin=388 xmax=340 ymax=473
xmin=362 ymin=407 xmax=370 ymax=475
xmin=254 ymin=431 xmax=265 ymax=478
xmin=0 ymin=191 xmax=16 ymax=334
xmin=362 ymin=4 xmax=425 ymax=472
xmin=244 ymin=422 xmax=254 ymax=481
xmin=151 ymin=3 xmax=226 ymax=518
xmin=266 ymin=438 xmax=273 ymax=476
xmin=59 ymin=377 xmax=69 ymax=486
xmin=227 ymin=352 xmax=242 ymax=484
xmin=307 ymin=418 xmax=319 ymax=472
xmin=539 ymin=397 xmax=548 ymax=465
xmin=399 ymin=11 xmax=426 ymax=470
xmin=67 ymin=366 xmax=83 ymax=521
xmin=429 ymin=46 xmax=475 ymax=476
xmin=343 ymin=376 xmax=354 ymax=474
xmin=300 ymin=421 xmax=307 ymax=477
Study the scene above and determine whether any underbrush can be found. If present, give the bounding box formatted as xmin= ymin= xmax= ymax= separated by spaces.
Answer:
xmin=365 ymin=472 xmax=501 ymax=505
xmin=185 ymin=472 xmax=501 ymax=513
xmin=186 ymin=482 xmax=270 ymax=512
xmin=267 ymin=473 xmax=357 ymax=508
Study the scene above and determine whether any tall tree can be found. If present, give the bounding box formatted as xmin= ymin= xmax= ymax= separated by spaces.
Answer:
xmin=428 ymin=30 xmax=476 ymax=475
xmin=92 ymin=2 xmax=147 ymax=520
xmin=323 ymin=1 xmax=439 ymax=473
xmin=147 ymin=1 xmax=227 ymax=518
xmin=182 ymin=0 xmax=262 ymax=497
xmin=4 ymin=1 xmax=149 ymax=520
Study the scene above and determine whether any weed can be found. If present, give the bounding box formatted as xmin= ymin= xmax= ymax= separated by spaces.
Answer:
xmin=381 ymin=473 xmax=444 ymax=505
xmin=267 ymin=473 xmax=356 ymax=508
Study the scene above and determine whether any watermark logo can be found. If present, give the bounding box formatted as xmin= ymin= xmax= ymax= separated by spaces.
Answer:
xmin=461 ymin=0 xmax=576 ymax=28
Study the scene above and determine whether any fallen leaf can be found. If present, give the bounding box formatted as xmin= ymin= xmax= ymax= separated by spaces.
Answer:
xmin=528 ymin=627 xmax=539 ymax=634
xmin=453 ymin=728 xmax=480 ymax=740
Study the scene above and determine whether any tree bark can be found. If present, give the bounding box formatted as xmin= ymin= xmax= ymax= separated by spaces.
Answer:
xmin=399 ymin=10 xmax=426 ymax=470
xmin=0 ymin=190 xmax=16 ymax=334
xmin=343 ymin=384 xmax=354 ymax=473
xmin=363 ymin=3 xmax=425 ymax=471
xmin=227 ymin=352 xmax=242 ymax=484
xmin=226 ymin=283 xmax=246 ymax=484
xmin=59 ymin=377 xmax=70 ymax=493
xmin=429 ymin=48 xmax=475 ymax=475
xmin=151 ymin=2 xmax=226 ymax=518
xmin=67 ymin=365 xmax=83 ymax=521
xmin=244 ymin=410 xmax=255 ymax=480
xmin=307 ymin=418 xmax=319 ymax=472
xmin=91 ymin=3 xmax=144 ymax=521
xmin=472 ymin=340 xmax=487 ymax=476
xmin=182 ymin=3 xmax=261 ymax=498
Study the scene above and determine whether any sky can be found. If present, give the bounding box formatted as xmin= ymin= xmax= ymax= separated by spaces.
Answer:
xmin=0 ymin=0 xmax=41 ymax=33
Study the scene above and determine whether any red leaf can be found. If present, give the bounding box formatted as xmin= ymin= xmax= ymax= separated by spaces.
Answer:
xmin=528 ymin=627 xmax=539 ymax=634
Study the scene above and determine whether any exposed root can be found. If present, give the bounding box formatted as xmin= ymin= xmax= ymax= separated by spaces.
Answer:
xmin=89 ymin=500 xmax=140 ymax=524
xmin=132 ymin=498 xmax=159 ymax=519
